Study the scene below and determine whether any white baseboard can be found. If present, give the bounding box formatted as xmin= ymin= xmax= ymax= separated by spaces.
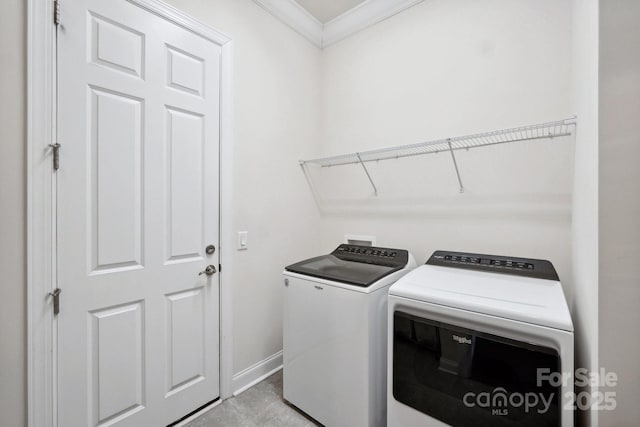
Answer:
xmin=173 ymin=351 xmax=283 ymax=425
xmin=232 ymin=350 xmax=283 ymax=396
xmin=172 ymin=399 xmax=222 ymax=427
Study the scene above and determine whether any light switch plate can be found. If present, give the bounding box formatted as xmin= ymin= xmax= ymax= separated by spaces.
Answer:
xmin=237 ymin=231 xmax=248 ymax=250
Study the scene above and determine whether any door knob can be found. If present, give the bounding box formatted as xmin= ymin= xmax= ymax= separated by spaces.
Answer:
xmin=199 ymin=265 xmax=217 ymax=276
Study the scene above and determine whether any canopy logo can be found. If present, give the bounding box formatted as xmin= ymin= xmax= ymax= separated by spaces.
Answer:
xmin=463 ymin=387 xmax=554 ymax=415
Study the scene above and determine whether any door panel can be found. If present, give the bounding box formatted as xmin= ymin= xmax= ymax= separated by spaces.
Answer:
xmin=89 ymin=302 xmax=145 ymax=426
xmin=57 ymin=0 xmax=221 ymax=425
xmin=166 ymin=45 xmax=204 ymax=96
xmin=166 ymin=107 xmax=204 ymax=262
xmin=166 ymin=288 xmax=206 ymax=394
xmin=89 ymin=13 xmax=145 ymax=78
xmin=89 ymin=87 xmax=144 ymax=273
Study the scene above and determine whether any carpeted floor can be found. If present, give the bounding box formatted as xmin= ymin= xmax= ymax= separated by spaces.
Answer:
xmin=184 ymin=370 xmax=320 ymax=427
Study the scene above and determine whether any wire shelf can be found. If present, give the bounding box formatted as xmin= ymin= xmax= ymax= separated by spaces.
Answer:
xmin=300 ymin=116 xmax=576 ymax=168
xmin=299 ymin=116 xmax=576 ymax=195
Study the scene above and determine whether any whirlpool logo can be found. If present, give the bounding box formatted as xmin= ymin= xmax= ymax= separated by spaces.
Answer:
xmin=452 ymin=335 xmax=472 ymax=345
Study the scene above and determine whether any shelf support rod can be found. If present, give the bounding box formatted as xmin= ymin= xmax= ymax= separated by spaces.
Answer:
xmin=356 ymin=153 xmax=378 ymax=196
xmin=447 ymin=140 xmax=464 ymax=193
xmin=299 ymin=161 xmax=323 ymax=211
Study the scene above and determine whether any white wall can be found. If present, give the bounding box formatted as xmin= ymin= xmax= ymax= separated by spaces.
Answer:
xmin=571 ymin=0 xmax=599 ymax=425
xmin=162 ymin=0 xmax=323 ymax=375
xmin=599 ymin=0 xmax=640 ymax=424
xmin=316 ymin=0 xmax=574 ymax=300
xmin=0 ymin=0 xmax=26 ymax=425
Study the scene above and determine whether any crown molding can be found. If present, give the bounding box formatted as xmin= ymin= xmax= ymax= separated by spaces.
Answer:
xmin=322 ymin=0 xmax=424 ymax=47
xmin=253 ymin=0 xmax=424 ymax=48
xmin=253 ymin=0 xmax=323 ymax=47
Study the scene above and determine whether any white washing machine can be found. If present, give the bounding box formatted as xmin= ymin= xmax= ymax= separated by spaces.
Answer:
xmin=388 ymin=251 xmax=574 ymax=427
xmin=283 ymin=244 xmax=416 ymax=427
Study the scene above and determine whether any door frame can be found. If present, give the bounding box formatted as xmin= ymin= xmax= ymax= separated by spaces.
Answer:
xmin=27 ymin=1 xmax=235 ymax=425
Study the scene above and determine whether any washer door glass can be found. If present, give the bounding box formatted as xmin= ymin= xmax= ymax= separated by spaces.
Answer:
xmin=392 ymin=311 xmax=561 ymax=427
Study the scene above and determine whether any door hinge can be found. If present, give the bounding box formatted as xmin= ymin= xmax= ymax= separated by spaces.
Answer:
xmin=53 ymin=0 xmax=60 ymax=26
xmin=49 ymin=143 xmax=61 ymax=171
xmin=49 ymin=288 xmax=62 ymax=316
xmin=219 ymin=264 xmax=222 ymax=273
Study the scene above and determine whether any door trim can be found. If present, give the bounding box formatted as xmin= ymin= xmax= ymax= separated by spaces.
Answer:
xmin=27 ymin=1 xmax=234 ymax=425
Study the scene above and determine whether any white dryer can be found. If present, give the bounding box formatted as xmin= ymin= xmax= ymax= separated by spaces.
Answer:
xmin=283 ymin=244 xmax=416 ymax=427
xmin=388 ymin=251 xmax=574 ymax=427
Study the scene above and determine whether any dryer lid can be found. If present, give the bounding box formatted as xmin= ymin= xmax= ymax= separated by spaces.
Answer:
xmin=389 ymin=260 xmax=573 ymax=332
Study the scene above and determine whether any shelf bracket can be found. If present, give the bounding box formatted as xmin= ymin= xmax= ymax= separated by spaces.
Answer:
xmin=447 ymin=140 xmax=464 ymax=193
xmin=356 ymin=153 xmax=378 ymax=196
xmin=299 ymin=161 xmax=323 ymax=210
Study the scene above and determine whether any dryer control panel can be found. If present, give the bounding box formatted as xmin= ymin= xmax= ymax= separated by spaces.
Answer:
xmin=427 ymin=250 xmax=559 ymax=281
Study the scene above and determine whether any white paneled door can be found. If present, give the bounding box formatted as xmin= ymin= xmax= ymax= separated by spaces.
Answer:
xmin=56 ymin=1 xmax=221 ymax=425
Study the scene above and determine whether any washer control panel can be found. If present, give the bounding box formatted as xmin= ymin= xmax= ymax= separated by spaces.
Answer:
xmin=336 ymin=244 xmax=397 ymax=259
xmin=333 ymin=244 xmax=408 ymax=267
xmin=428 ymin=250 xmax=559 ymax=281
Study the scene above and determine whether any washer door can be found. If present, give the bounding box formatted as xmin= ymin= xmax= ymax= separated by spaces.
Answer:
xmin=392 ymin=310 xmax=561 ymax=427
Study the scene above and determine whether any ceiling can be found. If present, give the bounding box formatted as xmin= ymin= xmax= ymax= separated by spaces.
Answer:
xmin=295 ymin=0 xmax=367 ymax=23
